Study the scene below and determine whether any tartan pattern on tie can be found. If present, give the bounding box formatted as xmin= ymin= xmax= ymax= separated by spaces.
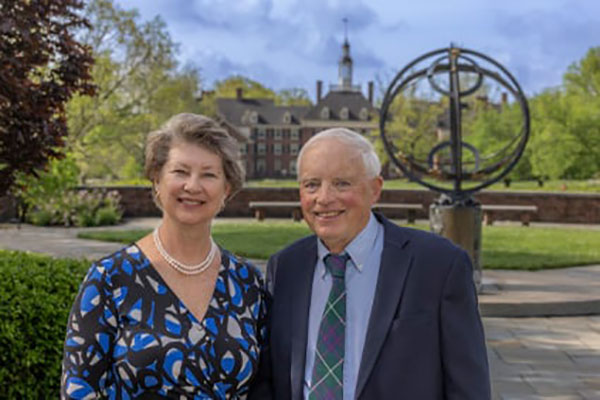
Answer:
xmin=309 ymin=253 xmax=350 ymax=400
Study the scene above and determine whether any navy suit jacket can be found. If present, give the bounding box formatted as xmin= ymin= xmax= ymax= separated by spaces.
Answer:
xmin=249 ymin=213 xmax=490 ymax=399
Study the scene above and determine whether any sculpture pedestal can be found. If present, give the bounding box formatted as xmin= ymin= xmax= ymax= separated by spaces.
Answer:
xmin=429 ymin=201 xmax=483 ymax=292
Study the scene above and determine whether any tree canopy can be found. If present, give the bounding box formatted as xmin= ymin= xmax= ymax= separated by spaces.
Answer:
xmin=0 ymin=0 xmax=95 ymax=195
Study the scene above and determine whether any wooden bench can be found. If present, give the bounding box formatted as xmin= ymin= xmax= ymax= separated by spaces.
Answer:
xmin=249 ymin=201 xmax=303 ymax=221
xmin=372 ymin=203 xmax=423 ymax=224
xmin=481 ymin=204 xmax=538 ymax=226
xmin=248 ymin=201 xmax=423 ymax=223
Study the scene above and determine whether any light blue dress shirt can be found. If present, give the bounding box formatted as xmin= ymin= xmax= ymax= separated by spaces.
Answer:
xmin=303 ymin=212 xmax=384 ymax=400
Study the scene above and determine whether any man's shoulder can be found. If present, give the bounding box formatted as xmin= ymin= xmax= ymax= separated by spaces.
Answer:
xmin=380 ymin=216 xmax=464 ymax=257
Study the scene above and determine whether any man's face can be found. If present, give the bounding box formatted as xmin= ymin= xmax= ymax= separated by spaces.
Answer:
xmin=299 ymin=139 xmax=383 ymax=253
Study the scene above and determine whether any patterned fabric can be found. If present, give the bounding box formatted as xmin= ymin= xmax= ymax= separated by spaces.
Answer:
xmin=309 ymin=253 xmax=350 ymax=400
xmin=61 ymin=244 xmax=268 ymax=399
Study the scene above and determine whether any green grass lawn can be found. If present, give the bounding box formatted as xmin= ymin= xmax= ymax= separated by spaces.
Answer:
xmin=77 ymin=221 xmax=600 ymax=270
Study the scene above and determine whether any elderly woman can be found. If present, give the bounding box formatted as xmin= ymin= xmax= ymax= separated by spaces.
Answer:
xmin=61 ymin=114 xmax=268 ymax=399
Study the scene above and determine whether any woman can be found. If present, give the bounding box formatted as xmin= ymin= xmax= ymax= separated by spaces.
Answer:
xmin=61 ymin=114 xmax=268 ymax=399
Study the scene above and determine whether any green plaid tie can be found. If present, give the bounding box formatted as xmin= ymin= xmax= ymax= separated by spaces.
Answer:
xmin=309 ymin=253 xmax=350 ymax=400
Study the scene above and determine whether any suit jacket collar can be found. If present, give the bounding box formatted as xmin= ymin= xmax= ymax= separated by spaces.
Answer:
xmin=289 ymin=237 xmax=318 ymax=400
xmin=355 ymin=213 xmax=413 ymax=398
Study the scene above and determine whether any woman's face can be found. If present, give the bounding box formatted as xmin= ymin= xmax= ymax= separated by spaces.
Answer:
xmin=155 ymin=141 xmax=230 ymax=228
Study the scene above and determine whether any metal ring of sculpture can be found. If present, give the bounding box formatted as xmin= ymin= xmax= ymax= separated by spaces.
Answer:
xmin=379 ymin=46 xmax=530 ymax=201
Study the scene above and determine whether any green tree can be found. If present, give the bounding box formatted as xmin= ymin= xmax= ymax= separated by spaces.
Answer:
xmin=67 ymin=0 xmax=206 ymax=181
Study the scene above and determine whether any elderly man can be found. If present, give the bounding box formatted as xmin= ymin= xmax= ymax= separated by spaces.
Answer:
xmin=250 ymin=128 xmax=490 ymax=399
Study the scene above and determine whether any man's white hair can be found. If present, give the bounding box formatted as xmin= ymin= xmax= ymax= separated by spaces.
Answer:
xmin=296 ymin=128 xmax=381 ymax=178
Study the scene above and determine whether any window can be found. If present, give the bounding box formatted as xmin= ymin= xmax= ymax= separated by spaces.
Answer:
xmin=283 ymin=112 xmax=291 ymax=124
xmin=359 ymin=107 xmax=369 ymax=121
xmin=250 ymin=111 xmax=258 ymax=124
xmin=266 ymin=128 xmax=274 ymax=138
xmin=257 ymin=128 xmax=266 ymax=140
xmin=289 ymin=159 xmax=297 ymax=175
xmin=257 ymin=143 xmax=266 ymax=155
xmin=256 ymin=159 xmax=266 ymax=173
xmin=320 ymin=107 xmax=330 ymax=120
xmin=274 ymin=129 xmax=282 ymax=140
xmin=239 ymin=143 xmax=247 ymax=155
xmin=291 ymin=128 xmax=299 ymax=140
xmin=274 ymin=158 xmax=282 ymax=172
xmin=274 ymin=143 xmax=282 ymax=155
xmin=339 ymin=107 xmax=349 ymax=120
xmin=290 ymin=143 xmax=299 ymax=156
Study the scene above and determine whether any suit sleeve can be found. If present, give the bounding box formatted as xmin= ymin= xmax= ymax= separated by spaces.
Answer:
xmin=440 ymin=250 xmax=491 ymax=399
xmin=247 ymin=254 xmax=278 ymax=399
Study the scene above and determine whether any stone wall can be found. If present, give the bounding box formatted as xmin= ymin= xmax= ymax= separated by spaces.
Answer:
xmin=110 ymin=186 xmax=600 ymax=224
xmin=2 ymin=186 xmax=598 ymax=223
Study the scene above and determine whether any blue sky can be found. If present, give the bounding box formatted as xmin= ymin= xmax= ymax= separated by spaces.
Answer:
xmin=115 ymin=0 xmax=600 ymax=100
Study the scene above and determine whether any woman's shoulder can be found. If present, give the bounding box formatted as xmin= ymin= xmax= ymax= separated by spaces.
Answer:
xmin=220 ymin=248 xmax=265 ymax=283
xmin=86 ymin=244 xmax=147 ymax=279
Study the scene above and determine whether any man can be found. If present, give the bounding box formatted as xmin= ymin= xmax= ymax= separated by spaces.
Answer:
xmin=250 ymin=128 xmax=490 ymax=399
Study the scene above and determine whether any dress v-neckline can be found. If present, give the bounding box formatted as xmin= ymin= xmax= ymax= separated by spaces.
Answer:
xmin=131 ymin=243 xmax=227 ymax=327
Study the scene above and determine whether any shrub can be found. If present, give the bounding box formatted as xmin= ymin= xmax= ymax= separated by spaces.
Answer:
xmin=0 ymin=251 xmax=89 ymax=399
xmin=15 ymin=155 xmax=123 ymax=227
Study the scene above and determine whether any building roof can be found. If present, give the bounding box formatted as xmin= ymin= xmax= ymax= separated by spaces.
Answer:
xmin=304 ymin=90 xmax=374 ymax=121
xmin=216 ymin=97 xmax=309 ymax=126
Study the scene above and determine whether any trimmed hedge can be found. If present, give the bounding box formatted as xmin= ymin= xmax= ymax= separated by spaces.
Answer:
xmin=0 ymin=251 xmax=89 ymax=399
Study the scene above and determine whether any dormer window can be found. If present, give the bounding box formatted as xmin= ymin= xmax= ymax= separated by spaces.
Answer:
xmin=249 ymin=111 xmax=258 ymax=124
xmin=283 ymin=111 xmax=291 ymax=124
xmin=359 ymin=107 xmax=369 ymax=121
xmin=321 ymin=107 xmax=330 ymax=120
xmin=340 ymin=107 xmax=349 ymax=120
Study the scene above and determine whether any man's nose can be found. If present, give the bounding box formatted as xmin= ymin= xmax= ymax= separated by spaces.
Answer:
xmin=316 ymin=182 xmax=335 ymax=203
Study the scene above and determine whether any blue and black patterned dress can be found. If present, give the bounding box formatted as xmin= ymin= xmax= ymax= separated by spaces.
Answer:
xmin=61 ymin=244 xmax=268 ymax=399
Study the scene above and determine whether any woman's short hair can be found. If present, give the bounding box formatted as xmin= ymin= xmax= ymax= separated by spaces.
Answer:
xmin=296 ymin=127 xmax=381 ymax=178
xmin=145 ymin=113 xmax=245 ymax=200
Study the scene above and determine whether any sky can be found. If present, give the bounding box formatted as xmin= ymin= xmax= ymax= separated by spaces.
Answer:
xmin=115 ymin=0 xmax=600 ymax=100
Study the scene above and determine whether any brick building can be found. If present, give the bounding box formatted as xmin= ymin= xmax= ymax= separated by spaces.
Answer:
xmin=216 ymin=38 xmax=377 ymax=179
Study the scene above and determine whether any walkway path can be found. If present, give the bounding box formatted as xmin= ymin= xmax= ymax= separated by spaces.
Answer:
xmin=1 ymin=218 xmax=599 ymax=398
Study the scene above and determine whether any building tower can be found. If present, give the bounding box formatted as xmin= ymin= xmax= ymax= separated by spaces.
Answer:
xmin=338 ymin=17 xmax=353 ymax=90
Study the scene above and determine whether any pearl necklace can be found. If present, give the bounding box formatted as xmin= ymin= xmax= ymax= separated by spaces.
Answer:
xmin=152 ymin=226 xmax=218 ymax=275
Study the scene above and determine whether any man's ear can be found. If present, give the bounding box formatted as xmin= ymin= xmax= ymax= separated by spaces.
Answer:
xmin=371 ymin=176 xmax=384 ymax=204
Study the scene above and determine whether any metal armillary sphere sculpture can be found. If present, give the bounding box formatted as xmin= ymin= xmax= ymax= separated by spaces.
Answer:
xmin=379 ymin=45 xmax=530 ymax=290
xmin=380 ymin=45 xmax=530 ymax=203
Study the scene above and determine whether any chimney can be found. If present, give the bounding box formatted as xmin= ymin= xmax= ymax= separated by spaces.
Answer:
xmin=368 ymin=81 xmax=374 ymax=105
xmin=236 ymin=87 xmax=243 ymax=100
xmin=316 ymin=80 xmax=323 ymax=103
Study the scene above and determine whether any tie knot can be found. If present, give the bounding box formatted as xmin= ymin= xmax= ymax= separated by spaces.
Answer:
xmin=324 ymin=253 xmax=349 ymax=279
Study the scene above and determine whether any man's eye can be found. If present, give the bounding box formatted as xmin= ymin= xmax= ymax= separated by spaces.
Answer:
xmin=334 ymin=180 xmax=351 ymax=188
xmin=172 ymin=169 xmax=188 ymax=175
xmin=303 ymin=181 xmax=319 ymax=190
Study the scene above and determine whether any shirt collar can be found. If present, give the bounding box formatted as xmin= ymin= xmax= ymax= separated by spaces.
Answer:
xmin=317 ymin=212 xmax=380 ymax=276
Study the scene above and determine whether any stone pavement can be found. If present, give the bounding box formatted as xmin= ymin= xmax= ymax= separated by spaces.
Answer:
xmin=1 ymin=218 xmax=599 ymax=399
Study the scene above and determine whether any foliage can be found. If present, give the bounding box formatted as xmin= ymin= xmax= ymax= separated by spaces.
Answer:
xmin=526 ymin=47 xmax=600 ymax=180
xmin=0 ymin=251 xmax=90 ymax=399
xmin=78 ymin=221 xmax=600 ymax=270
xmin=67 ymin=0 xmax=208 ymax=182
xmin=212 ymin=76 xmax=313 ymax=106
xmin=15 ymin=155 xmax=122 ymax=226
xmin=0 ymin=0 xmax=95 ymax=195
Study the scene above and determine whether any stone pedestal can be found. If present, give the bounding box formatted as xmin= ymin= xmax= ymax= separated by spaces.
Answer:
xmin=430 ymin=201 xmax=483 ymax=292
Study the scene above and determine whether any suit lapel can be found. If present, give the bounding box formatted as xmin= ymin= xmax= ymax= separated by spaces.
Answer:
xmin=355 ymin=219 xmax=413 ymax=398
xmin=289 ymin=239 xmax=318 ymax=400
